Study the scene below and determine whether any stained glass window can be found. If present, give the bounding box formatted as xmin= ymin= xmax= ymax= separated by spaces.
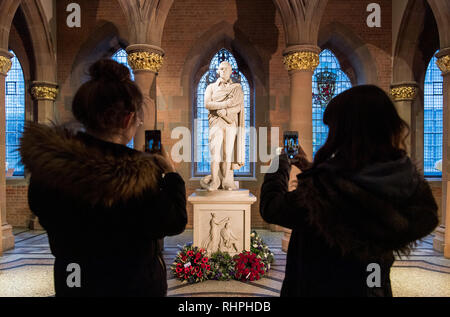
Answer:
xmin=194 ymin=49 xmax=252 ymax=177
xmin=5 ymin=51 xmax=25 ymax=176
xmin=424 ymin=52 xmax=443 ymax=177
xmin=112 ymin=48 xmax=134 ymax=149
xmin=312 ymin=49 xmax=352 ymax=156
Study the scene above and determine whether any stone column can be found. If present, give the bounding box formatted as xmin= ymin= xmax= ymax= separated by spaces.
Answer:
xmin=0 ymin=49 xmax=14 ymax=253
xmin=126 ymin=44 xmax=164 ymax=151
xmin=29 ymin=81 xmax=59 ymax=230
xmin=280 ymin=45 xmax=320 ymax=252
xmin=436 ymin=48 xmax=450 ymax=258
xmin=390 ymin=82 xmax=419 ymax=156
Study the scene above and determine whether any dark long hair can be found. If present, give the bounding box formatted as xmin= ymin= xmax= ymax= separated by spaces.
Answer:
xmin=72 ymin=59 xmax=143 ymax=135
xmin=313 ymin=85 xmax=409 ymax=172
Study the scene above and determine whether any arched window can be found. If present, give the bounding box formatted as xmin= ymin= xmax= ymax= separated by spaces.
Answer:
xmin=424 ymin=52 xmax=443 ymax=177
xmin=312 ymin=49 xmax=352 ymax=156
xmin=112 ymin=48 xmax=134 ymax=149
xmin=5 ymin=50 xmax=25 ymax=176
xmin=194 ymin=48 xmax=253 ymax=177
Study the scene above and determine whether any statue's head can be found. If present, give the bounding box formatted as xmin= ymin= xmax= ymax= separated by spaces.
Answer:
xmin=217 ymin=61 xmax=232 ymax=81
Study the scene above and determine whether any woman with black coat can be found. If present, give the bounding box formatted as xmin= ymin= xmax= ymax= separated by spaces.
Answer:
xmin=19 ymin=59 xmax=187 ymax=297
xmin=260 ymin=85 xmax=439 ymax=297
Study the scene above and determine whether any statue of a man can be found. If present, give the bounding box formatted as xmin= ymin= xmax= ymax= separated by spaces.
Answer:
xmin=200 ymin=61 xmax=245 ymax=191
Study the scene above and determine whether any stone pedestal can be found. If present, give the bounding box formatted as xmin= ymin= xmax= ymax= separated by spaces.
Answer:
xmin=29 ymin=217 xmax=43 ymax=230
xmin=188 ymin=189 xmax=256 ymax=256
xmin=433 ymin=225 xmax=445 ymax=252
xmin=2 ymin=224 xmax=14 ymax=251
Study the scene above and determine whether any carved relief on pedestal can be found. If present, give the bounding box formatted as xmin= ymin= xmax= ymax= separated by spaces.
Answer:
xmin=201 ymin=212 xmax=241 ymax=254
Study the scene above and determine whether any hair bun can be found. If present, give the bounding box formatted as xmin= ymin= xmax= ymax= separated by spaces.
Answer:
xmin=89 ymin=59 xmax=130 ymax=82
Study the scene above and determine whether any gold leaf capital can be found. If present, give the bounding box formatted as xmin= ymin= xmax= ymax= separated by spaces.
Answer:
xmin=283 ymin=51 xmax=320 ymax=72
xmin=436 ymin=54 xmax=450 ymax=75
xmin=31 ymin=85 xmax=59 ymax=101
xmin=0 ymin=55 xmax=12 ymax=76
xmin=390 ymin=85 xmax=418 ymax=102
xmin=127 ymin=51 xmax=164 ymax=73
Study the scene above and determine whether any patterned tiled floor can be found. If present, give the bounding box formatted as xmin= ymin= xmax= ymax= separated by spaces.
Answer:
xmin=0 ymin=228 xmax=449 ymax=297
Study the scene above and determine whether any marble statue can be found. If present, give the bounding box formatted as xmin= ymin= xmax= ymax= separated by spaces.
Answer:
xmin=200 ymin=61 xmax=245 ymax=191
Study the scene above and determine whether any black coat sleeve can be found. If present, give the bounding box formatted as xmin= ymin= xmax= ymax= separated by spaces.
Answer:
xmin=146 ymin=172 xmax=188 ymax=239
xmin=259 ymin=154 xmax=307 ymax=229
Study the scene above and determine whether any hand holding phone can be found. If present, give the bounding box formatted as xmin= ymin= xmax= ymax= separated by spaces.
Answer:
xmin=283 ymin=131 xmax=299 ymax=160
xmin=145 ymin=130 xmax=162 ymax=154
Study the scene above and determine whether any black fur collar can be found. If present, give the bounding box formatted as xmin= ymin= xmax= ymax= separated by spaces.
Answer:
xmin=19 ymin=122 xmax=162 ymax=207
xmin=294 ymin=161 xmax=438 ymax=260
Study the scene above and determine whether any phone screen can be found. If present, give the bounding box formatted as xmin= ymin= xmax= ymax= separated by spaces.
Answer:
xmin=284 ymin=131 xmax=299 ymax=159
xmin=145 ymin=130 xmax=162 ymax=154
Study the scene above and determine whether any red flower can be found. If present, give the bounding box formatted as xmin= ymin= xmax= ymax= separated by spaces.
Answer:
xmin=201 ymin=263 xmax=206 ymax=269
xmin=205 ymin=265 xmax=211 ymax=271
xmin=197 ymin=271 xmax=203 ymax=278
xmin=202 ymin=257 xmax=208 ymax=263
xmin=181 ymin=256 xmax=187 ymax=262
xmin=195 ymin=253 xmax=201 ymax=259
xmin=176 ymin=267 xmax=182 ymax=273
xmin=187 ymin=251 xmax=194 ymax=257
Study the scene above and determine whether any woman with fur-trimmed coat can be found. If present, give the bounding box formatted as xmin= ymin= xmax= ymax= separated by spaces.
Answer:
xmin=20 ymin=59 xmax=187 ymax=297
xmin=260 ymin=86 xmax=439 ymax=297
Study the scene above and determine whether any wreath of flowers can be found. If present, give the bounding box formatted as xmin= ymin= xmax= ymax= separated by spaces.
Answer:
xmin=171 ymin=244 xmax=211 ymax=284
xmin=233 ymin=251 xmax=267 ymax=282
xmin=250 ymin=231 xmax=274 ymax=271
xmin=171 ymin=234 xmax=274 ymax=284
xmin=208 ymin=251 xmax=235 ymax=281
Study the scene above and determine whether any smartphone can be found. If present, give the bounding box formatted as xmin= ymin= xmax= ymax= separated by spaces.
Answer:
xmin=284 ymin=131 xmax=299 ymax=160
xmin=145 ymin=130 xmax=162 ymax=154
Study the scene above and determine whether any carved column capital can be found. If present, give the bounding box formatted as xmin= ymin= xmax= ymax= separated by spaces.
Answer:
xmin=436 ymin=48 xmax=450 ymax=75
xmin=282 ymin=45 xmax=321 ymax=72
xmin=30 ymin=81 xmax=59 ymax=101
xmin=126 ymin=44 xmax=165 ymax=73
xmin=390 ymin=82 xmax=419 ymax=102
xmin=0 ymin=49 xmax=14 ymax=76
